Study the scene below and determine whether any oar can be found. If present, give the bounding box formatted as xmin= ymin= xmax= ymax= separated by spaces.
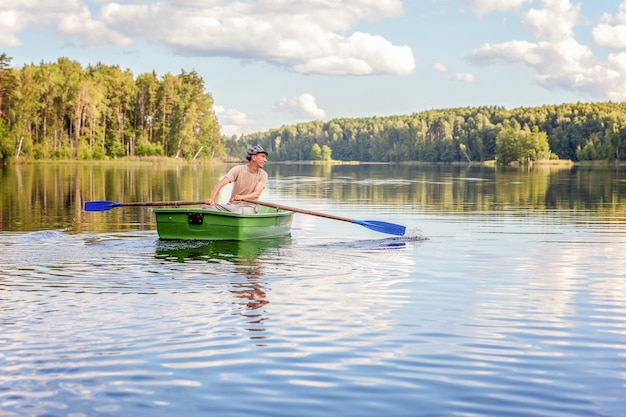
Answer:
xmin=84 ymin=200 xmax=203 ymax=212
xmin=245 ymin=200 xmax=406 ymax=236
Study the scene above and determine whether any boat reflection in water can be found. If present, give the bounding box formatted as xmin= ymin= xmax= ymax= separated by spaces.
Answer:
xmin=155 ymin=237 xmax=292 ymax=341
xmin=154 ymin=235 xmax=292 ymax=265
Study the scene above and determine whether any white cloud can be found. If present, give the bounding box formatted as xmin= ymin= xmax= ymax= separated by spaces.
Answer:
xmin=467 ymin=38 xmax=593 ymax=71
xmin=0 ymin=0 xmax=131 ymax=47
xmin=521 ymin=0 xmax=580 ymax=41
xmin=214 ymin=105 xmax=256 ymax=138
xmin=592 ymin=1 xmax=626 ymax=48
xmin=291 ymin=32 xmax=415 ymax=75
xmin=593 ymin=23 xmax=626 ymax=48
xmin=0 ymin=9 xmax=23 ymax=46
xmin=465 ymin=0 xmax=626 ymax=101
xmin=274 ymin=93 xmax=327 ymax=120
xmin=463 ymin=0 xmax=531 ymax=16
xmin=0 ymin=0 xmax=415 ymax=75
xmin=454 ymin=72 xmax=475 ymax=82
xmin=434 ymin=62 xmax=448 ymax=72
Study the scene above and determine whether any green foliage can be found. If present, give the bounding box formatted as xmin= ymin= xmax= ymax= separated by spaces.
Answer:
xmin=32 ymin=143 xmax=47 ymax=160
xmin=495 ymin=127 xmax=522 ymax=165
xmin=223 ymin=135 xmax=249 ymax=161
xmin=107 ymin=139 xmax=125 ymax=158
xmin=459 ymin=143 xmax=471 ymax=162
xmin=321 ymin=145 xmax=332 ymax=161
xmin=77 ymin=139 xmax=93 ymax=160
xmin=310 ymin=143 xmax=322 ymax=160
xmin=239 ymin=103 xmax=626 ymax=163
xmin=52 ymin=146 xmax=70 ymax=159
xmin=0 ymin=58 xmax=222 ymax=161
xmin=0 ymin=118 xmax=13 ymax=162
xmin=92 ymin=145 xmax=106 ymax=160
xmin=496 ymin=126 xmax=549 ymax=165
xmin=4 ymin=54 xmax=626 ymax=164
xmin=135 ymin=140 xmax=164 ymax=156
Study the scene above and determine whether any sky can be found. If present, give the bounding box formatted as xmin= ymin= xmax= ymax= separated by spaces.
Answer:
xmin=2 ymin=0 xmax=626 ymax=137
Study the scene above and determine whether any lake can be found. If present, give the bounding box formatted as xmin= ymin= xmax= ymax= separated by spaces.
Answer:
xmin=1 ymin=162 xmax=625 ymax=417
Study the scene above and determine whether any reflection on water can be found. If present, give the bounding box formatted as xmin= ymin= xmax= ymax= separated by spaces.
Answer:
xmin=155 ymin=236 xmax=292 ymax=264
xmin=1 ymin=164 xmax=626 ymax=417
xmin=308 ymin=234 xmax=428 ymax=251
xmin=2 ymin=163 xmax=626 ymax=233
xmin=155 ymin=238 xmax=288 ymax=338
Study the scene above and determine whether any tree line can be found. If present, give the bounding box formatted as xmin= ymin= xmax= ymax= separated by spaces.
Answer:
xmin=3 ymin=54 xmax=626 ymax=165
xmin=240 ymin=102 xmax=626 ymax=164
xmin=0 ymin=54 xmax=223 ymax=162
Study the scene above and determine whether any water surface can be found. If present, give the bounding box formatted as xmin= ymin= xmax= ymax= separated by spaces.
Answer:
xmin=1 ymin=163 xmax=625 ymax=416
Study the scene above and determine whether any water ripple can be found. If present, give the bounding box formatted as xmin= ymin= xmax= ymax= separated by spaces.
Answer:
xmin=2 ymin=220 xmax=626 ymax=417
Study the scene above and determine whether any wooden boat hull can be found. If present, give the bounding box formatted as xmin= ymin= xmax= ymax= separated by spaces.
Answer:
xmin=153 ymin=207 xmax=294 ymax=241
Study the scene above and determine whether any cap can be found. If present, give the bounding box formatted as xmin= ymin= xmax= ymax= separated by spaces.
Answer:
xmin=246 ymin=145 xmax=268 ymax=161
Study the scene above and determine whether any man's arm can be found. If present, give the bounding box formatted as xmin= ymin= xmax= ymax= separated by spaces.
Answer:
xmin=204 ymin=176 xmax=231 ymax=205
xmin=233 ymin=182 xmax=265 ymax=202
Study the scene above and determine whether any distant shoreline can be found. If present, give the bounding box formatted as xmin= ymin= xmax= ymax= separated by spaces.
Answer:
xmin=7 ymin=156 xmax=626 ymax=167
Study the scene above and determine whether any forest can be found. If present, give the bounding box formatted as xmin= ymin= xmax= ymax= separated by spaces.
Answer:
xmin=240 ymin=102 xmax=626 ymax=164
xmin=2 ymin=54 xmax=626 ymax=165
xmin=0 ymin=54 xmax=223 ymax=162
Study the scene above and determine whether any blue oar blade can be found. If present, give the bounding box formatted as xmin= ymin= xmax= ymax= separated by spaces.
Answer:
xmin=352 ymin=219 xmax=406 ymax=236
xmin=84 ymin=200 xmax=122 ymax=212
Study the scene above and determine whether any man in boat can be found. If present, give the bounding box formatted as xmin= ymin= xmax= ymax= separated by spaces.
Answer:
xmin=202 ymin=145 xmax=268 ymax=214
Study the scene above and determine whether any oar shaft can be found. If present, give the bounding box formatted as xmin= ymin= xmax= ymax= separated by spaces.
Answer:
xmin=84 ymin=200 xmax=204 ymax=212
xmin=119 ymin=201 xmax=203 ymax=207
xmin=247 ymin=200 xmax=406 ymax=236
xmin=246 ymin=200 xmax=353 ymax=223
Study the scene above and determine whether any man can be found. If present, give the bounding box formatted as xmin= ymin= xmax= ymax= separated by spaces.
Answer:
xmin=203 ymin=145 xmax=268 ymax=214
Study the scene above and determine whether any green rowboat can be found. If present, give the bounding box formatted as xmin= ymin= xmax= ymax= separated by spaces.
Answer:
xmin=153 ymin=206 xmax=294 ymax=241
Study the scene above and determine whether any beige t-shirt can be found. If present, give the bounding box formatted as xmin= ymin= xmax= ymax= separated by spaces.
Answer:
xmin=224 ymin=164 xmax=268 ymax=206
